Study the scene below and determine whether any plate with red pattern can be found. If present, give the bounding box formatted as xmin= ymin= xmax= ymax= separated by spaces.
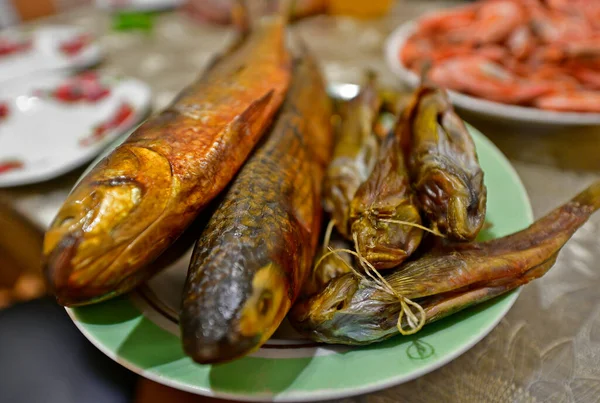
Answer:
xmin=0 ymin=25 xmax=103 ymax=82
xmin=0 ymin=71 xmax=151 ymax=187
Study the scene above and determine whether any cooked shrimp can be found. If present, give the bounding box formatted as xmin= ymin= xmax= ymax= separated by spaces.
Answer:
xmin=417 ymin=5 xmax=478 ymax=35
xmin=529 ymin=66 xmax=581 ymax=92
xmin=404 ymin=0 xmax=600 ymax=112
xmin=570 ymin=66 xmax=600 ymax=90
xmin=562 ymin=37 xmax=600 ymax=58
xmin=446 ymin=0 xmax=525 ymax=44
xmin=477 ymin=45 xmax=508 ymax=62
xmin=507 ymin=25 xmax=535 ymax=59
xmin=535 ymin=90 xmax=600 ymax=112
xmin=400 ymin=35 xmax=433 ymax=69
xmin=529 ymin=5 xmax=593 ymax=43
xmin=547 ymin=0 xmax=600 ymax=28
xmin=429 ymin=56 xmax=551 ymax=104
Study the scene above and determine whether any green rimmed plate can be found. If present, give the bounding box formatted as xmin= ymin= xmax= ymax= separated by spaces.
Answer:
xmin=66 ymin=83 xmax=533 ymax=402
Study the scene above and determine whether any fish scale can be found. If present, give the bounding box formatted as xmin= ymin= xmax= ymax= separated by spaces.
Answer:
xmin=181 ymin=49 xmax=333 ymax=364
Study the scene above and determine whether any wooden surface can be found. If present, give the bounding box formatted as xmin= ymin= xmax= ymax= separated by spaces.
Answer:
xmin=0 ymin=199 xmax=46 ymax=308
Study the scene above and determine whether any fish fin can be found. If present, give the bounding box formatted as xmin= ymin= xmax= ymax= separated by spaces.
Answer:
xmin=232 ymin=89 xmax=275 ymax=136
xmin=573 ymin=180 xmax=600 ymax=210
xmin=292 ymin=178 xmax=318 ymax=238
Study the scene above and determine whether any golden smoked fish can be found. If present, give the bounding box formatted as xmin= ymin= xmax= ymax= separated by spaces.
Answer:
xmin=43 ymin=11 xmax=291 ymax=306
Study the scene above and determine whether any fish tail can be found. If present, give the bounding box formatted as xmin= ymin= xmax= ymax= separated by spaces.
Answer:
xmin=422 ymin=253 xmax=559 ymax=326
xmin=254 ymin=0 xmax=294 ymax=23
xmin=231 ymin=0 xmax=251 ymax=36
xmin=421 ymin=283 xmax=514 ymax=325
xmin=389 ymin=182 xmax=600 ymax=300
xmin=573 ymin=180 xmax=600 ymax=211
xmin=486 ymin=180 xmax=600 ymax=253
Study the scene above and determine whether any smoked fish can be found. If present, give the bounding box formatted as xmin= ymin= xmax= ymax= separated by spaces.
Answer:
xmin=180 ymin=47 xmax=332 ymax=364
xmin=401 ymin=84 xmax=487 ymax=241
xmin=43 ymin=11 xmax=291 ymax=306
xmin=291 ymin=181 xmax=600 ymax=345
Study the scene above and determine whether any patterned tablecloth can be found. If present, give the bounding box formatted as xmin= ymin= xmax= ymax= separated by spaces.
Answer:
xmin=2 ymin=2 xmax=600 ymax=402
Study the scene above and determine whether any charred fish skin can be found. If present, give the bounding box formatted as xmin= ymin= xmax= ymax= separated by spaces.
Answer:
xmin=291 ymin=181 xmax=600 ymax=345
xmin=181 ymin=50 xmax=332 ymax=364
xmin=43 ymin=14 xmax=292 ymax=307
xmin=402 ymin=85 xmax=486 ymax=241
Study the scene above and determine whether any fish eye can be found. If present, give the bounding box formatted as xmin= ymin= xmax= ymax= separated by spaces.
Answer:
xmin=335 ymin=301 xmax=345 ymax=311
xmin=257 ymin=290 xmax=273 ymax=316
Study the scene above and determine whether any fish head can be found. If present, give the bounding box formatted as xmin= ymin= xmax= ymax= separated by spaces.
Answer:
xmin=351 ymin=213 xmax=408 ymax=269
xmin=291 ymin=273 xmax=399 ymax=345
xmin=411 ymin=88 xmax=487 ymax=241
xmin=43 ymin=177 xmax=143 ymax=304
xmin=417 ymin=159 xmax=486 ymax=241
xmin=350 ymin=206 xmax=422 ymax=270
xmin=181 ymin=261 xmax=291 ymax=364
xmin=43 ymin=146 xmax=173 ymax=305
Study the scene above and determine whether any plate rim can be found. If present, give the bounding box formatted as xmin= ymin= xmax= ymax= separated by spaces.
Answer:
xmin=0 ymin=24 xmax=105 ymax=84
xmin=384 ymin=20 xmax=600 ymax=126
xmin=65 ymin=115 xmax=534 ymax=402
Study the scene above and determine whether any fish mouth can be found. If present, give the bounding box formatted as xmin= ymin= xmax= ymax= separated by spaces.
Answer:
xmin=290 ymin=273 xmax=359 ymax=330
xmin=294 ymin=308 xmax=393 ymax=346
xmin=418 ymin=164 xmax=485 ymax=239
xmin=182 ymin=332 xmax=262 ymax=365
xmin=43 ymin=222 xmax=133 ymax=306
xmin=42 ymin=232 xmax=112 ymax=306
xmin=351 ymin=217 xmax=414 ymax=269
xmin=292 ymin=284 xmax=401 ymax=346
xmin=181 ymin=259 xmax=291 ymax=364
xmin=180 ymin=285 xmax=265 ymax=364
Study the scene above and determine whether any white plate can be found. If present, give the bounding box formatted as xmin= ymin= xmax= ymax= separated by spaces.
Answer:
xmin=95 ymin=0 xmax=185 ymax=12
xmin=384 ymin=21 xmax=600 ymax=126
xmin=0 ymin=25 xmax=103 ymax=82
xmin=0 ymin=72 xmax=151 ymax=187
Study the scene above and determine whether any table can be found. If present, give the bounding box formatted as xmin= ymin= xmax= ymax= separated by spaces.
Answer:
xmin=2 ymin=2 xmax=600 ymax=402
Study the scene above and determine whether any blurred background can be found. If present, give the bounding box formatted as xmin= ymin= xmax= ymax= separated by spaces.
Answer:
xmin=1 ymin=1 xmax=600 ymax=402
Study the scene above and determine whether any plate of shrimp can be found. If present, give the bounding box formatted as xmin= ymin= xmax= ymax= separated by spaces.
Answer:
xmin=385 ymin=0 xmax=600 ymax=126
